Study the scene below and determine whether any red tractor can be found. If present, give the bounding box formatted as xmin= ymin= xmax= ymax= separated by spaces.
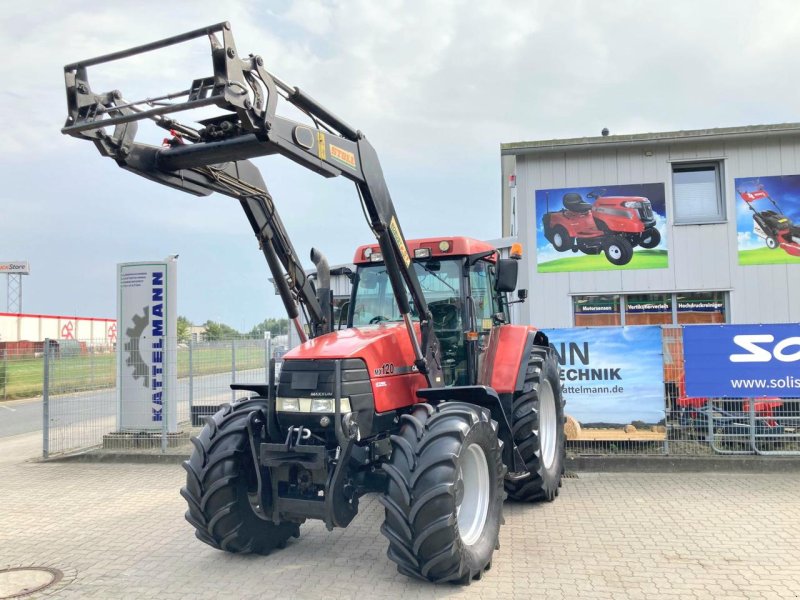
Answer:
xmin=62 ymin=23 xmax=566 ymax=584
xmin=542 ymin=190 xmax=660 ymax=266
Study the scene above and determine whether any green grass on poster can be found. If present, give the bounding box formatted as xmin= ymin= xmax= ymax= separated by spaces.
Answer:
xmin=738 ymin=246 xmax=800 ymax=266
xmin=538 ymin=249 xmax=668 ymax=273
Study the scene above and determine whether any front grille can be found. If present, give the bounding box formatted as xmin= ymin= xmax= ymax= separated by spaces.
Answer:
xmin=277 ymin=359 xmax=373 ymax=412
xmin=638 ymin=202 xmax=654 ymax=221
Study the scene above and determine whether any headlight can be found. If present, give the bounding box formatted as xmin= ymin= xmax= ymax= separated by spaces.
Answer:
xmin=277 ymin=397 xmax=300 ymax=412
xmin=276 ymin=397 xmax=352 ymax=413
xmin=310 ymin=398 xmax=334 ymax=413
xmin=623 ymin=201 xmax=642 ymax=208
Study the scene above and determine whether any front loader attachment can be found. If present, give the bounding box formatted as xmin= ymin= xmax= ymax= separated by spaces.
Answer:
xmin=61 ymin=21 xmax=443 ymax=386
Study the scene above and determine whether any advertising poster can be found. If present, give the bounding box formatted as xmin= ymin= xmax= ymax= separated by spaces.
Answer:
xmin=684 ymin=323 xmax=800 ymax=398
xmin=117 ymin=260 xmax=178 ymax=432
xmin=535 ymin=183 xmax=668 ymax=273
xmin=548 ymin=326 xmax=665 ymax=439
xmin=735 ymin=175 xmax=800 ymax=265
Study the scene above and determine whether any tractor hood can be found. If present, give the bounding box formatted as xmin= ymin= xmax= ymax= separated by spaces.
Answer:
xmin=285 ymin=322 xmax=422 ymax=375
xmin=284 ymin=323 xmax=428 ymax=412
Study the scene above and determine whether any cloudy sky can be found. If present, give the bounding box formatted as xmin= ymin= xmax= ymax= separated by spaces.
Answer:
xmin=2 ymin=0 xmax=799 ymax=332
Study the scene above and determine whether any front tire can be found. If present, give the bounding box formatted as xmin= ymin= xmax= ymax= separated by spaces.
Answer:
xmin=380 ymin=402 xmax=505 ymax=584
xmin=180 ymin=399 xmax=301 ymax=554
xmin=505 ymin=346 xmax=566 ymax=502
xmin=766 ymin=235 xmax=778 ymax=249
xmin=639 ymin=228 xmax=661 ymax=249
xmin=603 ymin=235 xmax=634 ymax=265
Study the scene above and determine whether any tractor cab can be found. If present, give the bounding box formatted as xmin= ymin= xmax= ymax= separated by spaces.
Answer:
xmin=350 ymin=237 xmax=520 ymax=386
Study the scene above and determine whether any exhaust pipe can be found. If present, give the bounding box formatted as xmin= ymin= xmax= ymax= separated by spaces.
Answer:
xmin=310 ymin=247 xmax=330 ymax=289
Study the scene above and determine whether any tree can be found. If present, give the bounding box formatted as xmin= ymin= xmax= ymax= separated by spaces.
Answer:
xmin=177 ymin=316 xmax=191 ymax=343
xmin=203 ymin=320 xmax=240 ymax=341
xmin=249 ymin=318 xmax=289 ymax=339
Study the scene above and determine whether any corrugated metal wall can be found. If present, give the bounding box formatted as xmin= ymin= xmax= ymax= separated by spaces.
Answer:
xmin=513 ymin=135 xmax=800 ymax=328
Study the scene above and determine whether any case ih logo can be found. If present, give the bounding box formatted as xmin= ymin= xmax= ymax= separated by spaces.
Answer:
xmin=329 ymin=144 xmax=356 ymax=169
xmin=730 ymin=334 xmax=800 ymax=363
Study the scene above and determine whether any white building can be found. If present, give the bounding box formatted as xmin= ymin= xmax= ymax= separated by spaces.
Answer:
xmin=500 ymin=123 xmax=800 ymax=329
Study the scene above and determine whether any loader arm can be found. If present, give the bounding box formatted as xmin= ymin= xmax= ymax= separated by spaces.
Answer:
xmin=61 ymin=21 xmax=442 ymax=385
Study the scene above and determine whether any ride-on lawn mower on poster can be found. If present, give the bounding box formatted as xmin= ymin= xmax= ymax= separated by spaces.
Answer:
xmin=738 ymin=183 xmax=800 ymax=256
xmin=542 ymin=190 xmax=660 ymax=266
xmin=61 ymin=22 xmax=566 ymax=585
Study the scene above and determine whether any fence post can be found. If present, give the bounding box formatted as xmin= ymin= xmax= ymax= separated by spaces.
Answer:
xmin=231 ymin=338 xmax=237 ymax=405
xmin=42 ymin=339 xmax=50 ymax=459
xmin=1 ymin=347 xmax=6 ymax=401
xmin=188 ymin=337 xmax=194 ymax=416
xmin=265 ymin=335 xmax=271 ymax=382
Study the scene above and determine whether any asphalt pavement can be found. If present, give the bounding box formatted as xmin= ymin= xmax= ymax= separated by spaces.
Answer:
xmin=2 ymin=431 xmax=800 ymax=599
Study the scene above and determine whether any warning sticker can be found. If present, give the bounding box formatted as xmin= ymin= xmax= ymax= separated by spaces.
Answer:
xmin=317 ymin=132 xmax=326 ymax=160
xmin=389 ymin=216 xmax=411 ymax=268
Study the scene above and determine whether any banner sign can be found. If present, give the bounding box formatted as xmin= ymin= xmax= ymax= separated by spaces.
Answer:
xmin=736 ymin=175 xmax=800 ymax=265
xmin=117 ymin=260 xmax=178 ymax=432
xmin=684 ymin=323 xmax=800 ymax=397
xmin=0 ymin=261 xmax=29 ymax=275
xmin=548 ymin=326 xmax=664 ymax=424
xmin=535 ymin=183 xmax=668 ymax=273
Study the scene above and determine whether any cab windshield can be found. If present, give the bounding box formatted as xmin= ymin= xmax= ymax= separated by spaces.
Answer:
xmin=351 ymin=259 xmax=462 ymax=327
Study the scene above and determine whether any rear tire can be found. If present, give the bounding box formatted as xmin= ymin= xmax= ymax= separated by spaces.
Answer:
xmin=181 ymin=399 xmax=301 ymax=554
xmin=603 ymin=235 xmax=634 ymax=265
xmin=505 ymin=346 xmax=566 ymax=502
xmin=766 ymin=235 xmax=778 ymax=249
xmin=551 ymin=226 xmax=573 ymax=252
xmin=380 ymin=402 xmax=505 ymax=584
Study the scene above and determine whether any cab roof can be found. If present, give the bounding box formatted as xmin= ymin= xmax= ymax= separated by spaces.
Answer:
xmin=353 ymin=236 xmax=497 ymax=265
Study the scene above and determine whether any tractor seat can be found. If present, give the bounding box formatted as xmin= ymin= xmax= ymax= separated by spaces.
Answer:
xmin=563 ymin=193 xmax=592 ymax=213
xmin=430 ymin=301 xmax=461 ymax=331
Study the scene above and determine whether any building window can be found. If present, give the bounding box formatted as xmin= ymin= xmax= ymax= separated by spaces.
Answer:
xmin=672 ymin=162 xmax=725 ymax=224
xmin=625 ymin=294 xmax=672 ymax=325
xmin=573 ymin=295 xmax=621 ymax=326
xmin=676 ymin=291 xmax=726 ymax=324
xmin=573 ymin=292 xmax=728 ymax=326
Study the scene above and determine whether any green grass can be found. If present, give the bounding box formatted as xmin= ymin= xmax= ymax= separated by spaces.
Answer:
xmin=1 ymin=343 xmax=268 ymax=401
xmin=738 ymin=246 xmax=800 ymax=266
xmin=538 ymin=249 xmax=668 ymax=273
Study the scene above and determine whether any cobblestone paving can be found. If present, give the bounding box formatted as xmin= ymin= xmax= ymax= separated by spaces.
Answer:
xmin=2 ymin=433 xmax=800 ymax=599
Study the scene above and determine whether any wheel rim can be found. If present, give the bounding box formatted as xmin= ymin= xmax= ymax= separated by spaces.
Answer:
xmin=607 ymin=244 xmax=622 ymax=260
xmin=553 ymin=232 xmax=563 ymax=247
xmin=456 ymin=443 xmax=490 ymax=546
xmin=539 ymin=380 xmax=558 ymax=470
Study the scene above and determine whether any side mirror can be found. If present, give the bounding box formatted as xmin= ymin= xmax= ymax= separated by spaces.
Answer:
xmin=494 ymin=259 xmax=518 ymax=293
xmin=517 ymin=289 xmax=528 ymax=301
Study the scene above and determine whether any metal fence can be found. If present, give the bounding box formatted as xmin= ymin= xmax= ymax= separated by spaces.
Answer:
xmin=42 ymin=337 xmax=273 ymax=457
xmin=34 ymin=326 xmax=800 ymax=458
xmin=564 ymin=325 xmax=800 ymax=457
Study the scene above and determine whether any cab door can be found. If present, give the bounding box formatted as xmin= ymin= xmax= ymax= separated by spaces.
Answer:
xmin=466 ymin=260 xmax=501 ymax=383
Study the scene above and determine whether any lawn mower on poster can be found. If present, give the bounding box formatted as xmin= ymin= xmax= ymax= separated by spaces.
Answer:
xmin=542 ymin=192 xmax=635 ymax=265
xmin=738 ymin=183 xmax=800 ymax=256
xmin=587 ymin=189 xmax=661 ymax=249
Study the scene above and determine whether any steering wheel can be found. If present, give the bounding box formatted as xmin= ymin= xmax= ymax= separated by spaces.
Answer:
xmin=369 ymin=315 xmax=389 ymax=324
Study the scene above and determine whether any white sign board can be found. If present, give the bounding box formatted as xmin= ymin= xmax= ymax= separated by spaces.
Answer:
xmin=0 ymin=261 xmax=30 ymax=275
xmin=117 ymin=260 xmax=177 ymax=432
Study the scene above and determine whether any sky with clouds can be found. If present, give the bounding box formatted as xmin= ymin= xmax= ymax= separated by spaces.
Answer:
xmin=2 ymin=0 xmax=800 ymax=331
